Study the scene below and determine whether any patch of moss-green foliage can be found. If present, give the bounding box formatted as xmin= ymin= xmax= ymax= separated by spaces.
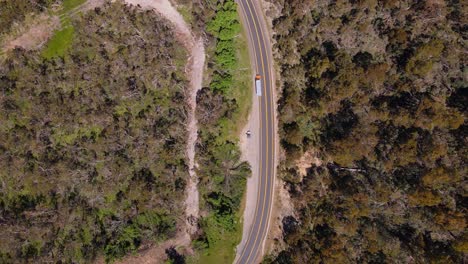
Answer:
xmin=20 ymin=240 xmax=43 ymax=259
xmin=207 ymin=0 xmax=241 ymax=93
xmin=105 ymin=211 xmax=175 ymax=262
xmin=42 ymin=0 xmax=87 ymax=59
xmin=177 ymin=5 xmax=194 ymax=26
xmin=195 ymin=211 xmax=243 ymax=263
xmin=42 ymin=19 xmax=75 ymax=59
xmin=405 ymin=39 xmax=444 ymax=77
xmin=52 ymin=125 xmax=103 ymax=146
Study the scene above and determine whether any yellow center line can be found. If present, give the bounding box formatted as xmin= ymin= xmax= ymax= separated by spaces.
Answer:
xmin=236 ymin=3 xmax=264 ymax=262
xmin=236 ymin=0 xmax=269 ymax=263
xmin=236 ymin=0 xmax=269 ymax=262
xmin=240 ymin=0 xmax=271 ymax=263
xmin=247 ymin=0 xmax=277 ymax=261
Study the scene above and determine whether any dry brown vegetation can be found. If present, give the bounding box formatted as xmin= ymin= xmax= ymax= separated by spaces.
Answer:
xmin=264 ymin=0 xmax=467 ymax=263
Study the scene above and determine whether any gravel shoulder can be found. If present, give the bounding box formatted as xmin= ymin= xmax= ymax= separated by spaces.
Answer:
xmin=237 ymin=84 xmax=261 ymax=258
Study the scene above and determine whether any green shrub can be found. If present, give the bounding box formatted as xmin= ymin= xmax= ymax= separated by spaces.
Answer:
xmin=105 ymin=225 xmax=141 ymax=262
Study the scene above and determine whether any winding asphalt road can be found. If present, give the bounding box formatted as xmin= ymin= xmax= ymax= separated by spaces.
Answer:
xmin=236 ymin=1 xmax=275 ymax=263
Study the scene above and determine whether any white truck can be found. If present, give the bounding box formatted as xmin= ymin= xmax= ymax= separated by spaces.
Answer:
xmin=255 ymin=74 xmax=262 ymax=96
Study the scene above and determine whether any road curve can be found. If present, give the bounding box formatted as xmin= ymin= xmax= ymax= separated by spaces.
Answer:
xmin=236 ymin=1 xmax=275 ymax=263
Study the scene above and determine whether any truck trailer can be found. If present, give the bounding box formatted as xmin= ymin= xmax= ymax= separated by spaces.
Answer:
xmin=255 ymin=74 xmax=262 ymax=96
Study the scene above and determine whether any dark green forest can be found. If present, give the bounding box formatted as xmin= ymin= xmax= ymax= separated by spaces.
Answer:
xmin=265 ymin=0 xmax=466 ymax=263
xmin=0 ymin=2 xmax=188 ymax=262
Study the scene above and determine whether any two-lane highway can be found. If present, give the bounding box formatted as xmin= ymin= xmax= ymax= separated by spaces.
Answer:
xmin=236 ymin=1 xmax=275 ymax=263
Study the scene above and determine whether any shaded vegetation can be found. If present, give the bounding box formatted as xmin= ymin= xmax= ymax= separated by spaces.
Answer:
xmin=265 ymin=0 xmax=467 ymax=263
xmin=0 ymin=2 xmax=188 ymax=262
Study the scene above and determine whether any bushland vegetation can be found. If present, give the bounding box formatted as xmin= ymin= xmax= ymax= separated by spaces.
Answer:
xmin=0 ymin=0 xmax=84 ymax=37
xmin=0 ymin=0 xmax=56 ymax=35
xmin=188 ymin=0 xmax=251 ymax=261
xmin=0 ymin=1 xmax=189 ymax=262
xmin=265 ymin=0 xmax=466 ymax=263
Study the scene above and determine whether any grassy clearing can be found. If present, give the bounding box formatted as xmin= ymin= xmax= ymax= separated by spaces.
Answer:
xmin=41 ymin=21 xmax=74 ymax=59
xmin=41 ymin=0 xmax=86 ymax=59
xmin=191 ymin=212 xmax=243 ymax=264
xmin=208 ymin=24 xmax=252 ymax=144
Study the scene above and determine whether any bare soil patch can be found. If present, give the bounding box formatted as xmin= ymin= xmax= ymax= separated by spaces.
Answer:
xmin=2 ymin=14 xmax=59 ymax=53
xmin=296 ymin=150 xmax=323 ymax=178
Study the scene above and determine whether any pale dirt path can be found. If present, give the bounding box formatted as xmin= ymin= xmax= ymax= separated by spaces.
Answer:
xmin=2 ymin=15 xmax=59 ymax=53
